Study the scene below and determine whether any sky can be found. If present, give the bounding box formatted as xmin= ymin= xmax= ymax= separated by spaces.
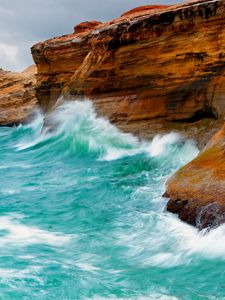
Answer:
xmin=0 ymin=0 xmax=180 ymax=72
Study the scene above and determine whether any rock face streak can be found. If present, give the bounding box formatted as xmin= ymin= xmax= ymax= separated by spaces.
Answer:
xmin=0 ymin=66 xmax=37 ymax=126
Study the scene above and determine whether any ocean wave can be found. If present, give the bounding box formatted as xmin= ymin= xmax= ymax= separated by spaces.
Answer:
xmin=15 ymin=99 xmax=199 ymax=162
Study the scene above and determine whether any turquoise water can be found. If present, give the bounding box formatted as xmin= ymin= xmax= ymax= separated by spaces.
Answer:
xmin=0 ymin=100 xmax=224 ymax=299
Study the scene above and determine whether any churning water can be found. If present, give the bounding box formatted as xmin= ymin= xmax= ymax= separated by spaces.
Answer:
xmin=0 ymin=100 xmax=224 ymax=299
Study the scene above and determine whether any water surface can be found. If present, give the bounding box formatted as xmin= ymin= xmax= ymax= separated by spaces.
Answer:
xmin=0 ymin=101 xmax=224 ymax=300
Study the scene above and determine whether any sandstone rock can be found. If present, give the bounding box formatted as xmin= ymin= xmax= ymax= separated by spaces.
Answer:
xmin=0 ymin=65 xmax=37 ymax=126
xmin=165 ymin=123 xmax=225 ymax=229
xmin=31 ymin=0 xmax=225 ymax=146
xmin=74 ymin=21 xmax=102 ymax=34
xmin=121 ymin=5 xmax=170 ymax=17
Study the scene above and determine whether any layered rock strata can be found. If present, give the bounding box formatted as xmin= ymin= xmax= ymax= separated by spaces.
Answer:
xmin=0 ymin=66 xmax=37 ymax=126
xmin=31 ymin=0 xmax=225 ymax=147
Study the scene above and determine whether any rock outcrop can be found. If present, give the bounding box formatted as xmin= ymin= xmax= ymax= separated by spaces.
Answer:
xmin=74 ymin=21 xmax=103 ymax=34
xmin=0 ymin=66 xmax=37 ymax=126
xmin=31 ymin=0 xmax=225 ymax=147
xmin=165 ymin=123 xmax=225 ymax=229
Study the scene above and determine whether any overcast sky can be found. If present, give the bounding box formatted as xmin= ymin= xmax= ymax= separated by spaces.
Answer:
xmin=0 ymin=0 xmax=180 ymax=71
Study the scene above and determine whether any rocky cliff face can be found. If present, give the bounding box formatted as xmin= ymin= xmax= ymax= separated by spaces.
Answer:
xmin=32 ymin=0 xmax=225 ymax=147
xmin=0 ymin=66 xmax=37 ymax=126
xmin=165 ymin=124 xmax=225 ymax=229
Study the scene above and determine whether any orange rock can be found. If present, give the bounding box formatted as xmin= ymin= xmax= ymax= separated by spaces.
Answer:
xmin=0 ymin=66 xmax=37 ymax=126
xmin=74 ymin=21 xmax=103 ymax=34
xmin=31 ymin=0 xmax=225 ymax=145
xmin=165 ymin=123 xmax=225 ymax=229
xmin=121 ymin=5 xmax=170 ymax=17
xmin=32 ymin=0 xmax=225 ymax=123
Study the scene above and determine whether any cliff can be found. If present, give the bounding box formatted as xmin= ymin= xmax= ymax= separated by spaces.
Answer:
xmin=31 ymin=0 xmax=225 ymax=147
xmin=0 ymin=66 xmax=37 ymax=126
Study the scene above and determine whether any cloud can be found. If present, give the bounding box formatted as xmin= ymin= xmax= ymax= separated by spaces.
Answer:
xmin=0 ymin=42 xmax=21 ymax=70
xmin=0 ymin=0 xmax=180 ymax=71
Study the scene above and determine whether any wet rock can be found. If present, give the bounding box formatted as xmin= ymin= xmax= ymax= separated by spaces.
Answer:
xmin=196 ymin=203 xmax=225 ymax=230
xmin=165 ymin=123 xmax=225 ymax=229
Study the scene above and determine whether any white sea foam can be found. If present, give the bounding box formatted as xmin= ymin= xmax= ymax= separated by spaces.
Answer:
xmin=16 ymin=100 xmax=138 ymax=156
xmin=0 ymin=188 xmax=18 ymax=195
xmin=76 ymin=263 xmax=100 ymax=272
xmin=0 ymin=266 xmax=42 ymax=279
xmin=15 ymin=109 xmax=44 ymax=150
xmin=166 ymin=215 xmax=225 ymax=260
xmin=16 ymin=99 xmax=199 ymax=162
xmin=23 ymin=108 xmax=44 ymax=132
xmin=116 ymin=209 xmax=225 ymax=269
xmin=0 ymin=215 xmax=71 ymax=247
xmin=147 ymin=133 xmax=180 ymax=157
xmin=0 ymin=265 xmax=44 ymax=289
xmin=48 ymin=99 xmax=140 ymax=155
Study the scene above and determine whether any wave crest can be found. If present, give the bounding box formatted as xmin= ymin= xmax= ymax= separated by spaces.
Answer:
xmin=16 ymin=99 xmax=198 ymax=162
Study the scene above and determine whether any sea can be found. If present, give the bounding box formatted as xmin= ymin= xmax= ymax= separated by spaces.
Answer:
xmin=0 ymin=100 xmax=224 ymax=299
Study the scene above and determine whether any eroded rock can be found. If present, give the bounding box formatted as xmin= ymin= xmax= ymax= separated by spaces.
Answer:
xmin=165 ymin=123 xmax=225 ymax=229
xmin=74 ymin=21 xmax=102 ymax=34
xmin=0 ymin=66 xmax=37 ymax=126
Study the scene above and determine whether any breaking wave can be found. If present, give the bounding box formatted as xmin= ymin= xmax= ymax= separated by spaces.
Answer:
xmin=16 ymin=100 xmax=198 ymax=163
